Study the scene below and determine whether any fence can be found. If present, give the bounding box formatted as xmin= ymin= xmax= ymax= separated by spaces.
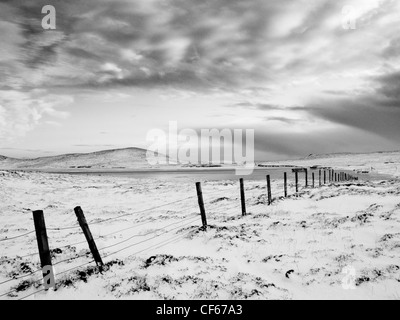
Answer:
xmin=0 ymin=167 xmax=357 ymax=299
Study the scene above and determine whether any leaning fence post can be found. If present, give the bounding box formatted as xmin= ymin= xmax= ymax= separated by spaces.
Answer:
xmin=74 ymin=206 xmax=104 ymax=268
xmin=284 ymin=172 xmax=288 ymax=197
xmin=295 ymin=171 xmax=299 ymax=194
xmin=239 ymin=178 xmax=247 ymax=215
xmin=32 ymin=210 xmax=55 ymax=290
xmin=266 ymin=175 xmax=272 ymax=205
xmin=195 ymin=182 xmax=208 ymax=229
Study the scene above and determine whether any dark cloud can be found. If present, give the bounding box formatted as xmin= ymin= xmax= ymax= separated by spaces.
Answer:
xmin=2 ymin=0 xmax=400 ymax=157
xmin=73 ymin=144 xmax=116 ymax=147
xmin=374 ymin=70 xmax=400 ymax=102
xmin=233 ymin=102 xmax=305 ymax=111
xmin=264 ymin=116 xmax=298 ymax=124
xmin=0 ymin=0 xmax=298 ymax=90
xmin=383 ymin=37 xmax=400 ymax=58
xmin=253 ymin=126 xmax=396 ymax=159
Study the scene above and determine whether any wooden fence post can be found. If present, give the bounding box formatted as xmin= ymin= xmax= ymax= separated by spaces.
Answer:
xmin=195 ymin=182 xmax=208 ymax=229
xmin=32 ymin=210 xmax=55 ymax=290
xmin=335 ymin=173 xmax=337 ymax=182
xmin=295 ymin=171 xmax=299 ymax=193
xmin=284 ymin=172 xmax=288 ymax=197
xmin=305 ymin=169 xmax=308 ymax=187
xmin=312 ymin=172 xmax=315 ymax=188
xmin=266 ymin=175 xmax=272 ymax=205
xmin=74 ymin=206 xmax=104 ymax=268
xmin=319 ymin=170 xmax=322 ymax=187
xmin=324 ymin=170 xmax=326 ymax=184
xmin=239 ymin=178 xmax=247 ymax=216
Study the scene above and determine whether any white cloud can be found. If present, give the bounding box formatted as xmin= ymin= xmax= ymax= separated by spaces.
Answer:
xmin=0 ymin=90 xmax=73 ymax=141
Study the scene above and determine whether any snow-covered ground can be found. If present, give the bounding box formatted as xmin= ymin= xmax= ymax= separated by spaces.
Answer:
xmin=0 ymin=157 xmax=400 ymax=300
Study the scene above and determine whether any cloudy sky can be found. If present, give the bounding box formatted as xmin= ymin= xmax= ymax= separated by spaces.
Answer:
xmin=0 ymin=0 xmax=400 ymax=160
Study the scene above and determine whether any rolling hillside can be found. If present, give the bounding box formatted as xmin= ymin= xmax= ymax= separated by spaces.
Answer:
xmin=0 ymin=148 xmax=173 ymax=170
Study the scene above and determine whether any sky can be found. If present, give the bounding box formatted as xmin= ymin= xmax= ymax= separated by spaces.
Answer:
xmin=0 ymin=0 xmax=400 ymax=161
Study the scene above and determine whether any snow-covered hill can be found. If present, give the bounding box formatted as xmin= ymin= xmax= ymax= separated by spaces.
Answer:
xmin=261 ymin=150 xmax=400 ymax=177
xmin=0 ymin=148 xmax=172 ymax=170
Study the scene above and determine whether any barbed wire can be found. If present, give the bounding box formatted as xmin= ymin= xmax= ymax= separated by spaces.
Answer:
xmin=1 ymin=171 xmax=346 ymax=300
xmin=102 ymin=218 xmax=199 ymax=259
xmin=45 ymin=195 xmax=197 ymax=231
xmin=18 ymin=288 xmax=46 ymax=300
xmin=0 ymin=267 xmax=42 ymax=286
xmin=14 ymin=229 xmax=195 ymax=300
xmin=123 ymin=229 xmax=193 ymax=259
xmin=0 ymin=230 xmax=35 ymax=242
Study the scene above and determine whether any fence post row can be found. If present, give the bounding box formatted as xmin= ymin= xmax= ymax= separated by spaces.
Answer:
xmin=195 ymin=182 xmax=208 ymax=229
xmin=74 ymin=206 xmax=104 ymax=268
xmin=32 ymin=210 xmax=55 ymax=290
xmin=30 ymin=166 xmax=364 ymax=295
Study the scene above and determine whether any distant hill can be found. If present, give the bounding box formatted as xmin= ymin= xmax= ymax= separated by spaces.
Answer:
xmin=303 ymin=150 xmax=400 ymax=160
xmin=261 ymin=150 xmax=400 ymax=177
xmin=0 ymin=147 xmax=173 ymax=170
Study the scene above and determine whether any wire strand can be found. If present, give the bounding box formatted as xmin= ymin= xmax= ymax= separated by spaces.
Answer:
xmin=0 ymin=230 xmax=35 ymax=242
xmin=97 ymin=215 xmax=198 ymax=252
xmin=102 ymin=218 xmax=199 ymax=258
xmin=0 ymin=268 xmax=42 ymax=286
